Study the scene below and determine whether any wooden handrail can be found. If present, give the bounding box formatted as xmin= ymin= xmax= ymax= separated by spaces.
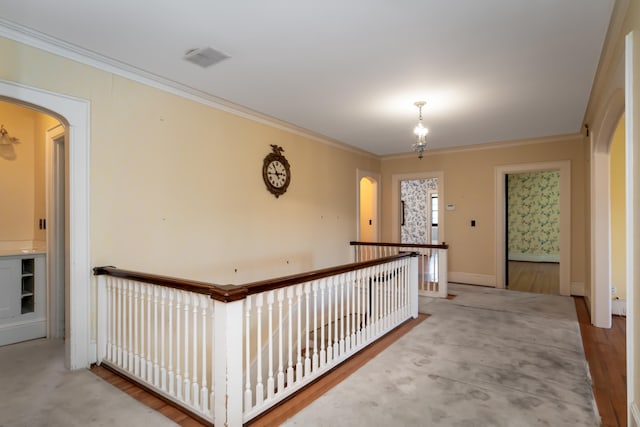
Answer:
xmin=243 ymin=253 xmax=414 ymax=296
xmin=92 ymin=266 xmax=247 ymax=302
xmin=350 ymin=241 xmax=449 ymax=250
xmin=93 ymin=252 xmax=416 ymax=302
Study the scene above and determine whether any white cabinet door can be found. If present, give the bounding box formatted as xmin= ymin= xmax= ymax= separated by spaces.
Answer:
xmin=0 ymin=259 xmax=20 ymax=320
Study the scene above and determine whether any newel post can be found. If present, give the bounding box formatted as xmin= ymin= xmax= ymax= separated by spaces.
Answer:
xmin=438 ymin=248 xmax=449 ymax=298
xmin=213 ymin=298 xmax=245 ymax=427
xmin=409 ymin=254 xmax=419 ymax=319
xmin=96 ymin=274 xmax=108 ymax=364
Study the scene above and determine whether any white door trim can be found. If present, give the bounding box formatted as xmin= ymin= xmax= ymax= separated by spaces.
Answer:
xmin=391 ymin=171 xmax=445 ymax=243
xmin=0 ymin=79 xmax=91 ymax=369
xmin=45 ymin=125 xmax=65 ymax=339
xmin=495 ymin=161 xmax=571 ymax=296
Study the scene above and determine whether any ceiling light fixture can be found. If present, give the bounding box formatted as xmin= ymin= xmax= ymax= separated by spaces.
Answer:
xmin=0 ymin=125 xmax=19 ymax=145
xmin=412 ymin=101 xmax=429 ymax=159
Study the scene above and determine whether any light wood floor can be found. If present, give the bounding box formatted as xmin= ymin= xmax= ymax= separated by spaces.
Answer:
xmin=507 ymin=261 xmax=559 ymax=294
xmin=575 ymin=297 xmax=627 ymax=427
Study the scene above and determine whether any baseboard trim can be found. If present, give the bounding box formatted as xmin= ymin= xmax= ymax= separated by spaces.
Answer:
xmin=631 ymin=401 xmax=640 ymax=427
xmin=612 ymin=299 xmax=627 ymax=316
xmin=448 ymin=272 xmax=496 ymax=287
xmin=509 ymin=253 xmax=560 ymax=263
xmin=571 ymin=282 xmax=585 ymax=296
xmin=0 ymin=318 xmax=46 ymax=346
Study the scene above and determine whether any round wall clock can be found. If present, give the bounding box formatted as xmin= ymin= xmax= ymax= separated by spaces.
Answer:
xmin=262 ymin=144 xmax=291 ymax=198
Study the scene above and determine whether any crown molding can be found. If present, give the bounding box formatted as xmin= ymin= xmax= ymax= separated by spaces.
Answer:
xmin=0 ymin=18 xmax=377 ymax=159
xmin=381 ymin=133 xmax=582 ymax=160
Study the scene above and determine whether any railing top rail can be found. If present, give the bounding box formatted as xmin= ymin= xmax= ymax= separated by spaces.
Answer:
xmin=350 ymin=241 xmax=449 ymax=250
xmin=93 ymin=252 xmax=416 ymax=302
xmin=243 ymin=253 xmax=414 ymax=296
xmin=93 ymin=266 xmax=247 ymax=302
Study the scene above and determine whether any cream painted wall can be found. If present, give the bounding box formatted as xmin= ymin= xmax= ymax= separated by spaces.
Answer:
xmin=0 ymin=101 xmax=46 ymax=247
xmin=381 ymin=136 xmax=586 ymax=286
xmin=0 ymin=36 xmax=380 ymax=286
xmin=610 ymin=116 xmax=626 ymax=300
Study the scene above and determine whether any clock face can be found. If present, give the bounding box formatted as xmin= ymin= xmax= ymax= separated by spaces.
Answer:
xmin=266 ymin=160 xmax=288 ymax=188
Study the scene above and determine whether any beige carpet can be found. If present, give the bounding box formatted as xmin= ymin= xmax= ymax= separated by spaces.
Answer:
xmin=284 ymin=284 xmax=599 ymax=427
xmin=0 ymin=338 xmax=177 ymax=427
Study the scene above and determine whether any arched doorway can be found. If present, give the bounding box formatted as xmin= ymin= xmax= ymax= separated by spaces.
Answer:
xmin=0 ymin=80 xmax=90 ymax=369
xmin=356 ymin=170 xmax=380 ymax=242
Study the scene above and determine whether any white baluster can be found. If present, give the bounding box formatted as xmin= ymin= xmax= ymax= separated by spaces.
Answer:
xmin=244 ymin=295 xmax=252 ymax=411
xmin=333 ymin=277 xmax=339 ymax=359
xmin=133 ymin=283 xmax=140 ymax=376
xmin=320 ymin=279 xmax=326 ymax=367
xmin=168 ymin=289 xmax=174 ymax=396
xmin=107 ymin=278 xmax=114 ymax=362
xmin=183 ymin=291 xmax=191 ymax=404
xmin=326 ymin=277 xmax=332 ymax=364
xmin=192 ymin=293 xmax=200 ymax=410
xmin=339 ymin=274 xmax=345 ymax=355
xmin=175 ymin=291 xmax=182 ymax=400
xmin=146 ymin=284 xmax=153 ymax=383
xmin=355 ymin=270 xmax=362 ymax=347
xmin=154 ymin=286 xmax=160 ymax=387
xmin=161 ymin=288 xmax=167 ymax=391
xmin=295 ymin=284 xmax=303 ymax=382
xmin=304 ymin=282 xmax=311 ymax=377
xmin=267 ymin=291 xmax=275 ymax=400
xmin=116 ymin=279 xmax=122 ymax=367
xmin=312 ymin=281 xmax=319 ymax=371
xmin=286 ymin=286 xmax=294 ymax=386
xmin=127 ymin=281 xmax=133 ymax=372
xmin=277 ymin=289 xmax=285 ymax=393
xmin=346 ymin=271 xmax=353 ymax=352
xmin=140 ymin=285 xmax=146 ymax=380
xmin=255 ymin=293 xmax=264 ymax=407
xmin=200 ymin=295 xmax=208 ymax=414
xmin=209 ymin=298 xmax=215 ymax=418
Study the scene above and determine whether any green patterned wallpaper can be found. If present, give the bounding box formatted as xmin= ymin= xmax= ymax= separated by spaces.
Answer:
xmin=508 ymin=171 xmax=560 ymax=262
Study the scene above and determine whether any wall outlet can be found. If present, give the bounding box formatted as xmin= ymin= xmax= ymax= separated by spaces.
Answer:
xmin=611 ymin=286 xmax=616 ymax=294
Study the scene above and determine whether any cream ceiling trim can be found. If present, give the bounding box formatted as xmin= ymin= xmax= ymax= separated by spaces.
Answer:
xmin=0 ymin=18 xmax=376 ymax=159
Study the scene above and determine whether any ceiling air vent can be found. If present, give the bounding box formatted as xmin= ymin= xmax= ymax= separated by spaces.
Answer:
xmin=184 ymin=46 xmax=230 ymax=68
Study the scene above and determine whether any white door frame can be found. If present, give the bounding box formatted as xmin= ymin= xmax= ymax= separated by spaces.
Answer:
xmin=391 ymin=171 xmax=445 ymax=243
xmin=495 ymin=161 xmax=571 ymax=296
xmin=625 ymin=30 xmax=639 ymax=427
xmin=0 ymin=80 xmax=91 ymax=370
xmin=46 ymin=124 xmax=65 ymax=339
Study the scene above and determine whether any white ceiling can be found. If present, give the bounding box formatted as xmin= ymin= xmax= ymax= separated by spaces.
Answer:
xmin=0 ymin=0 xmax=615 ymax=156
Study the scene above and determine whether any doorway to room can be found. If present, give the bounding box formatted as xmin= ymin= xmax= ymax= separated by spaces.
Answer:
xmin=495 ymin=161 xmax=570 ymax=296
xmin=505 ymin=171 xmax=560 ymax=295
xmin=400 ymin=178 xmax=439 ymax=245
xmin=358 ymin=173 xmax=379 ymax=242
xmin=0 ymin=100 xmax=65 ymax=343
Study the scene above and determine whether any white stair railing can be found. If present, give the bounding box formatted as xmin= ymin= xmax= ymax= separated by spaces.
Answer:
xmin=351 ymin=241 xmax=448 ymax=298
xmin=95 ymin=252 xmax=418 ymax=427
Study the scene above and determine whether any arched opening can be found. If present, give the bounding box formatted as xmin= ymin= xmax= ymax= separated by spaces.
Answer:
xmin=0 ymin=100 xmax=63 ymax=347
xmin=0 ymin=80 xmax=90 ymax=369
xmin=359 ymin=176 xmax=378 ymax=242
xmin=591 ymin=88 xmax=624 ymax=328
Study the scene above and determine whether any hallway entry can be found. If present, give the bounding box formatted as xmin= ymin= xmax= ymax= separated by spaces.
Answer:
xmin=505 ymin=171 xmax=560 ymax=295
